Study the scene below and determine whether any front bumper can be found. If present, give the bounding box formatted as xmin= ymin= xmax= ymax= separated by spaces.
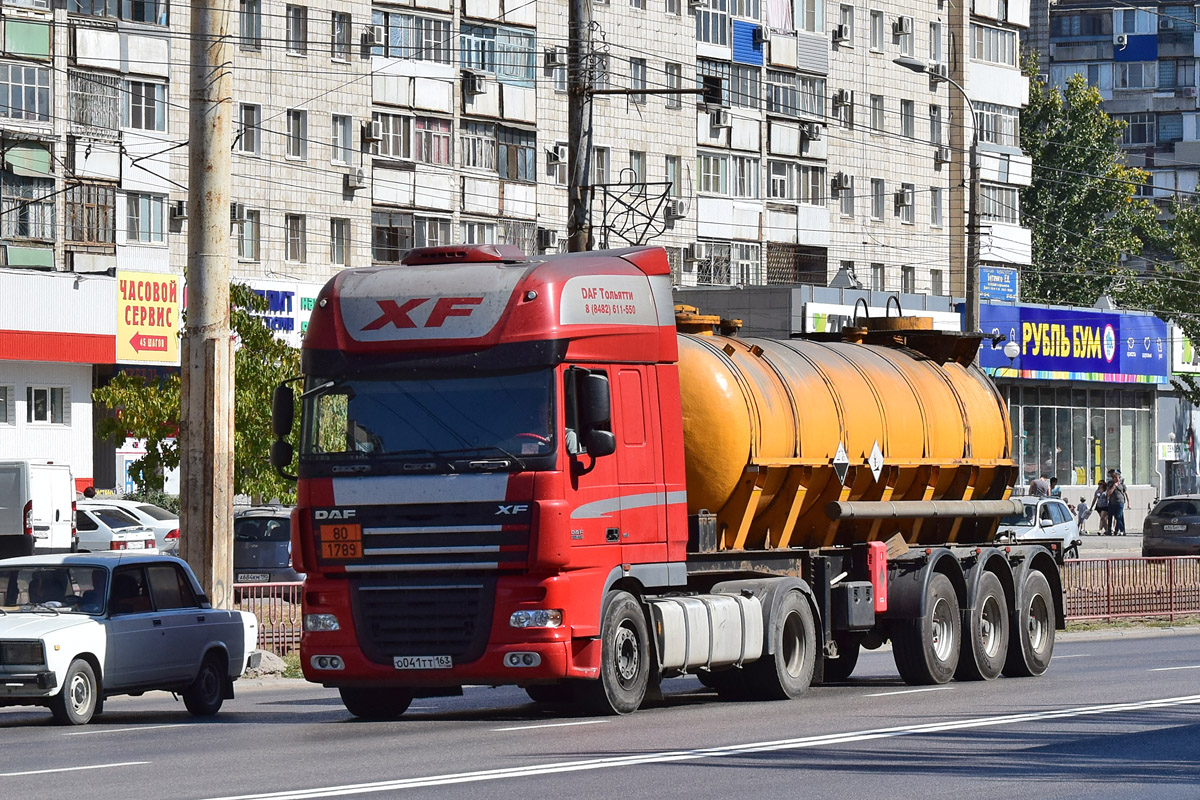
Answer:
xmin=0 ymin=670 xmax=58 ymax=693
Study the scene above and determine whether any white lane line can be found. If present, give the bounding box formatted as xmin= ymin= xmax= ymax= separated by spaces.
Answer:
xmin=0 ymin=761 xmax=150 ymax=778
xmin=64 ymin=723 xmax=186 ymax=737
xmin=195 ymin=694 xmax=1200 ymax=800
xmin=1053 ymin=654 xmax=1091 ymax=659
xmin=1149 ymin=665 xmax=1200 ymax=672
xmin=864 ymin=686 xmax=953 ymax=697
xmin=493 ymin=720 xmax=608 ymax=732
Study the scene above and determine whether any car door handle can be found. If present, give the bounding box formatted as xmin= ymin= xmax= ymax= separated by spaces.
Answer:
xmin=153 ymin=619 xmax=163 ymax=627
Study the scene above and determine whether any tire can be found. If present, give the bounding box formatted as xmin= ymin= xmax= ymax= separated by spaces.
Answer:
xmin=50 ymin=659 xmax=98 ymax=726
xmin=525 ymin=683 xmax=574 ymax=704
xmin=820 ymin=634 xmax=861 ymax=683
xmin=892 ymin=573 xmax=961 ymax=685
xmin=1003 ymin=570 xmax=1056 ymax=678
xmin=1065 ymin=544 xmax=1079 ymax=560
xmin=745 ymin=590 xmax=816 ymax=700
xmin=956 ymin=571 xmax=1009 ymax=681
xmin=339 ymin=687 xmax=415 ymax=720
xmin=183 ymin=653 xmax=226 ymax=716
xmin=577 ymin=591 xmax=651 ymax=715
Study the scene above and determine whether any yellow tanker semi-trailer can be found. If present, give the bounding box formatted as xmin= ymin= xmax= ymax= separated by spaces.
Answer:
xmin=668 ymin=308 xmax=1062 ymax=691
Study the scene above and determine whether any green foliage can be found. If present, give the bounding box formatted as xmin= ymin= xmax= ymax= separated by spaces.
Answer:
xmin=92 ymin=283 xmax=299 ymax=501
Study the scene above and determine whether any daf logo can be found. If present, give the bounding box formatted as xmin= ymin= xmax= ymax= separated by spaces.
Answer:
xmin=314 ymin=509 xmax=357 ymax=520
xmin=496 ymin=504 xmax=529 ymax=515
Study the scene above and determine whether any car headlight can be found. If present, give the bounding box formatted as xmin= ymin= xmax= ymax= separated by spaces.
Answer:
xmin=509 ymin=609 xmax=563 ymax=629
xmin=303 ymin=613 xmax=340 ymax=632
xmin=0 ymin=640 xmax=46 ymax=667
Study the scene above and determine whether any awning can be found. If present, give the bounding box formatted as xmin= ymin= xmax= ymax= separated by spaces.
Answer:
xmin=4 ymin=143 xmax=51 ymax=177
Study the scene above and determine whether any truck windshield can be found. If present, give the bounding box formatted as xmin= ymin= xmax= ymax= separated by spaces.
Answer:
xmin=299 ymin=370 xmax=555 ymax=469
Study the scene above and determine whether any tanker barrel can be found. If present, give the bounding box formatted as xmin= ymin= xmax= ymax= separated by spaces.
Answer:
xmin=826 ymin=499 xmax=1025 ymax=521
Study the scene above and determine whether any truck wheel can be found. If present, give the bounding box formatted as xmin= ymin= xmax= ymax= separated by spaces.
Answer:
xmin=956 ymin=571 xmax=1009 ymax=681
xmin=50 ymin=659 xmax=98 ymax=725
xmin=183 ymin=653 xmax=226 ymax=716
xmin=339 ymin=687 xmax=415 ymax=720
xmin=578 ymin=591 xmax=651 ymax=715
xmin=1003 ymin=570 xmax=1056 ymax=678
xmin=525 ymin=683 xmax=573 ymax=704
xmin=821 ymin=634 xmax=861 ymax=683
xmin=746 ymin=590 xmax=816 ymax=700
xmin=892 ymin=573 xmax=961 ymax=685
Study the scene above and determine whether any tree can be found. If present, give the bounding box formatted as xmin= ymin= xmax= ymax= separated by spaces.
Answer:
xmin=1019 ymin=64 xmax=1157 ymax=305
xmin=93 ymin=284 xmax=299 ymax=501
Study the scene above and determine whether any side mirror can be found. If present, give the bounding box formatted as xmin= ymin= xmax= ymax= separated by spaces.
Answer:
xmin=272 ymin=384 xmax=295 ymax=438
xmin=1040 ymin=517 xmax=1054 ymax=528
xmin=270 ymin=439 xmax=294 ymax=470
xmin=585 ymin=429 xmax=616 ymax=458
xmin=580 ymin=372 xmax=611 ymax=430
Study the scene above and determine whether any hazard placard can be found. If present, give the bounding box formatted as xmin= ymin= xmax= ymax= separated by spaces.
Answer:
xmin=117 ymin=270 xmax=180 ymax=365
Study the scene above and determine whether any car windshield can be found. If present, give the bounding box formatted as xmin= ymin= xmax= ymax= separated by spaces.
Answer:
xmin=90 ymin=508 xmax=142 ymax=529
xmin=1000 ymin=504 xmax=1037 ymax=527
xmin=136 ymin=504 xmax=178 ymax=521
xmin=300 ymin=370 xmax=554 ymax=468
xmin=0 ymin=566 xmax=108 ymax=615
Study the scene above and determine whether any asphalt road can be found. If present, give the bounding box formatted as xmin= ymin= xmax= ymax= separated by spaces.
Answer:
xmin=2 ymin=629 xmax=1198 ymax=800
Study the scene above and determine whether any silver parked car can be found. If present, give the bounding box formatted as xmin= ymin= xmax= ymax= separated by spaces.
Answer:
xmin=79 ymin=499 xmax=178 ymax=553
xmin=1142 ymin=495 xmax=1200 ymax=557
xmin=74 ymin=506 xmax=159 ymax=554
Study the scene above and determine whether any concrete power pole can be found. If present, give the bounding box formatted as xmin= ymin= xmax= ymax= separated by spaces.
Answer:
xmin=566 ymin=0 xmax=593 ymax=252
xmin=181 ymin=0 xmax=235 ymax=608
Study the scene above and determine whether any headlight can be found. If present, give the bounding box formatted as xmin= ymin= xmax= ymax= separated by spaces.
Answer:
xmin=303 ymin=613 xmax=340 ymax=632
xmin=0 ymin=640 xmax=46 ymax=667
xmin=509 ymin=609 xmax=563 ymax=629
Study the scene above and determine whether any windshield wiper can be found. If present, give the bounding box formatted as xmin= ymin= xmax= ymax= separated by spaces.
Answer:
xmin=21 ymin=603 xmax=61 ymax=615
xmin=377 ymin=449 xmax=458 ymax=472
xmin=300 ymin=376 xmax=357 ymax=401
xmin=438 ymin=445 xmax=528 ymax=470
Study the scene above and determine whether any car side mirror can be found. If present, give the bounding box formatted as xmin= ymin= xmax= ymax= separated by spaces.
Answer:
xmin=585 ymin=429 xmax=616 ymax=458
xmin=1040 ymin=517 xmax=1054 ymax=527
xmin=272 ymin=384 xmax=295 ymax=438
xmin=580 ymin=372 xmax=612 ymax=430
xmin=270 ymin=440 xmax=294 ymax=470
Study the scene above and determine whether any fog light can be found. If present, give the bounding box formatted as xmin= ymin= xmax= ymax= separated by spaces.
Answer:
xmin=509 ymin=609 xmax=563 ymax=629
xmin=304 ymin=613 xmax=340 ymax=632
xmin=505 ymin=652 xmax=541 ymax=668
xmin=310 ymin=654 xmax=345 ymax=671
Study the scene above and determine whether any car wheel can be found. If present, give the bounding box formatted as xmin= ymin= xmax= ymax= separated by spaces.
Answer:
xmin=183 ymin=653 xmax=226 ymax=716
xmin=339 ymin=687 xmax=415 ymax=719
xmin=50 ymin=659 xmax=98 ymax=726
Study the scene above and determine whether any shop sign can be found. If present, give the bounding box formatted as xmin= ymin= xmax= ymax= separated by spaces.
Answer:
xmin=980 ymin=303 xmax=1168 ymax=383
xmin=804 ymin=302 xmax=961 ymax=333
xmin=979 ymin=267 xmax=1018 ymax=302
xmin=1171 ymin=326 xmax=1200 ymax=374
xmin=1158 ymin=442 xmax=1189 ymax=461
xmin=116 ymin=270 xmax=180 ymax=365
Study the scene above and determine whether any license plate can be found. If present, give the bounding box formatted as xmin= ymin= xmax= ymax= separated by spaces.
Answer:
xmin=32 ymin=528 xmax=48 ymax=539
xmin=127 ymin=540 xmax=144 ymax=549
xmin=1164 ymin=524 xmax=1188 ymax=531
xmin=394 ymin=655 xmax=452 ymax=670
xmin=237 ymin=573 xmax=270 ymax=583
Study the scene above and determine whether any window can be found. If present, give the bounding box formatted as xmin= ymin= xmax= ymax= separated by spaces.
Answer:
xmin=869 ymin=94 xmax=884 ymax=131
xmin=733 ymin=242 xmax=763 ymax=285
xmin=666 ymin=155 xmax=682 ymax=197
xmin=732 ymin=156 xmax=759 ymax=198
xmin=901 ymin=265 xmax=915 ymax=293
xmin=415 ymin=117 xmax=452 ymax=165
xmin=1159 ymin=59 xmax=1196 ymax=90
xmin=236 ymin=103 xmax=261 ymax=155
xmin=285 ymin=214 xmax=307 ymax=261
xmin=330 ymin=218 xmax=350 ymax=265
xmin=699 ymin=152 xmax=729 ymax=194
xmin=897 ymin=17 xmax=914 ymax=56
xmin=666 ymin=0 xmax=681 ymax=14
xmin=553 ymin=61 xmax=567 ymax=93
xmin=240 ymin=0 xmax=263 ymax=49
xmin=126 ymin=193 xmax=165 ymax=244
xmin=287 ymin=5 xmax=308 ymax=55
xmin=631 ymin=58 xmax=647 ymax=104
xmin=839 ymin=5 xmax=854 ymax=43
xmin=730 ymin=65 xmax=760 ymax=110
xmin=331 ymin=115 xmax=352 ymax=165
xmin=376 ymin=112 xmax=413 ymax=160
xmin=26 ymin=387 xmax=65 ymax=424
xmin=147 ymin=564 xmax=199 ymax=610
xmin=731 ymin=0 xmax=758 ymax=18
xmin=550 ymin=140 xmax=568 ymax=185
xmin=631 ymin=0 xmax=645 ymax=8
xmin=929 ymin=22 xmax=943 ymax=63
xmin=122 ymin=81 xmax=166 ymax=131
xmin=839 ymin=176 xmax=854 ymax=217
xmin=461 ymin=25 xmax=536 ymax=86
xmin=797 ymin=0 xmax=822 ymax=33
xmin=460 ymin=120 xmax=496 ymax=170
xmin=416 ymin=216 xmax=451 ymax=247
xmin=1119 ymin=113 xmax=1155 ymax=146
xmin=929 ymin=105 xmax=942 ymax=145
xmin=767 ymin=70 xmax=799 ymax=116
xmin=897 ymin=182 xmax=915 ymax=223
xmin=1 ymin=173 xmax=55 ymax=241
xmin=238 ymin=209 xmax=260 ymax=260
xmin=1051 ymin=11 xmax=1112 ymax=36
xmin=696 ymin=0 xmax=730 ymax=46
xmin=630 ymin=150 xmax=646 ymax=183
xmin=981 ymin=184 xmax=1019 ymax=224
xmin=870 ymin=10 xmax=884 ymax=50
xmin=1115 ymin=8 xmax=1154 ymax=35
xmin=66 ymin=183 xmax=115 ymax=245
xmin=0 ymin=386 xmax=9 ymax=425
xmin=120 ymin=0 xmax=167 ymax=24
xmin=930 ymin=269 xmax=944 ymax=296
xmin=593 ymin=146 xmax=609 ymax=185
xmin=799 ymin=165 xmax=825 ymax=205
xmin=768 ymin=160 xmax=796 ymax=200
xmin=373 ymin=11 xmax=452 ymax=63
xmin=665 ymin=63 xmax=682 ymax=109
xmin=971 ymin=24 xmax=1017 ymax=67
xmin=870 ymin=178 xmax=885 ymax=220
xmin=901 ymin=99 xmax=915 ymax=138
xmin=930 ymin=187 xmax=943 ymax=227
xmin=976 ymin=103 xmax=1020 ymax=147
xmin=68 ymin=71 xmax=119 ymax=129
xmin=286 ymin=109 xmax=308 ymax=159
xmin=331 ymin=12 xmax=351 ymax=60
xmin=871 ymin=262 xmax=885 ymax=290
xmin=461 ymin=220 xmax=496 ymax=244
xmin=372 ymin=211 xmax=413 ymax=262
xmin=1115 ymin=62 xmax=1157 ymax=90
xmin=498 ymin=126 xmax=535 ymax=182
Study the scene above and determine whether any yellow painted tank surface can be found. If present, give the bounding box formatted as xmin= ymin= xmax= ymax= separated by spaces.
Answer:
xmin=677 ymin=333 xmax=1015 ymax=550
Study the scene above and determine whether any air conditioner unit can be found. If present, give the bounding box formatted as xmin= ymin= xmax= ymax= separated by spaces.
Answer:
xmin=801 ymin=122 xmax=822 ymax=142
xmin=344 ymin=167 xmax=367 ymax=191
xmin=1182 ymin=86 xmax=1199 ymax=98
xmin=1161 ymin=19 xmax=1174 ymax=30
xmin=463 ymin=70 xmax=486 ymax=96
xmin=230 ymin=202 xmax=246 ymax=223
xmin=536 ymin=227 xmax=558 ymax=251
xmin=832 ymin=24 xmax=850 ymax=43
xmin=832 ymin=88 xmax=853 ymax=108
xmin=831 ymin=172 xmax=853 ymax=193
xmin=935 ymin=146 xmax=952 ymax=165
xmin=170 ymin=199 xmax=187 ymax=220
xmin=894 ymin=188 xmax=913 ymax=208
xmin=665 ymin=198 xmax=692 ymax=222
xmin=684 ymin=243 xmax=707 ymax=262
xmin=546 ymin=143 xmax=569 ymax=165
xmin=929 ymin=62 xmax=948 ymax=80
xmin=1115 ymin=34 xmax=1128 ymax=48
xmin=370 ymin=24 xmax=385 ymax=46
xmin=544 ymin=46 xmax=566 ymax=69
xmin=362 ymin=119 xmax=383 ymax=143
xmin=893 ymin=16 xmax=912 ymax=36
xmin=709 ymin=108 xmax=732 ymax=129
xmin=753 ymin=26 xmax=769 ymax=46
xmin=687 ymin=0 xmax=705 ymax=9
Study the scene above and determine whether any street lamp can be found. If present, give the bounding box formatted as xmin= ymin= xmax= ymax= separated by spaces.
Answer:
xmin=893 ymin=56 xmax=981 ymax=337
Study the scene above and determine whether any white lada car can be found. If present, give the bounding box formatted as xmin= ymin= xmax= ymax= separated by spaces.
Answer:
xmin=0 ymin=552 xmax=259 ymax=725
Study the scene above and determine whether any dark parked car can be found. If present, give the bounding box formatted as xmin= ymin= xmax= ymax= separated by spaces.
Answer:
xmin=1142 ymin=496 xmax=1200 ymax=557
xmin=233 ymin=507 xmax=304 ymax=584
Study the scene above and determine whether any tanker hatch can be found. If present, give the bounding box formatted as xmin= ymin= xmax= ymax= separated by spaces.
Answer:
xmin=675 ymin=304 xmax=743 ymax=336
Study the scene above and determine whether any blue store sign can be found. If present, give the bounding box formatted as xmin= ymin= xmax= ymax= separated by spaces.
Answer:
xmin=979 ymin=267 xmax=1018 ymax=302
xmin=980 ymin=303 xmax=1169 ymax=383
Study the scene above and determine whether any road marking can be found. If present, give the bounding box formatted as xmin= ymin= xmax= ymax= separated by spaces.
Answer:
xmin=864 ymin=686 xmax=953 ymax=697
xmin=64 ymin=724 xmax=186 ymax=737
xmin=493 ymin=720 xmax=608 ymax=732
xmin=1053 ymin=654 xmax=1090 ymax=659
xmin=0 ymin=761 xmax=150 ymax=778
xmin=1149 ymin=665 xmax=1200 ymax=672
xmin=195 ymin=694 xmax=1200 ymax=800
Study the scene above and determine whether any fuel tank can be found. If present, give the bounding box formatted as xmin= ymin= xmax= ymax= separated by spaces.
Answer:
xmin=677 ymin=332 xmax=1015 ymax=550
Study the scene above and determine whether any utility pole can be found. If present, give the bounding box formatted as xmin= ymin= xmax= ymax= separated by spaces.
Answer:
xmin=181 ymin=0 xmax=235 ymax=608
xmin=566 ymin=0 xmax=593 ymax=252
xmin=965 ymin=132 xmax=981 ymax=335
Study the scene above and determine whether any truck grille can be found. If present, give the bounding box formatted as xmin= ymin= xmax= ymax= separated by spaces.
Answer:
xmin=0 ymin=640 xmax=45 ymax=666
xmin=352 ymin=576 xmax=495 ymax=665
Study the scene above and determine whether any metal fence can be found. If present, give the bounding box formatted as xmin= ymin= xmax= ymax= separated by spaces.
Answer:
xmin=233 ymin=557 xmax=1200 ymax=657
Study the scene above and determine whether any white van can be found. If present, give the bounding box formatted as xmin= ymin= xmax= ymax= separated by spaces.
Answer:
xmin=0 ymin=461 xmax=76 ymax=558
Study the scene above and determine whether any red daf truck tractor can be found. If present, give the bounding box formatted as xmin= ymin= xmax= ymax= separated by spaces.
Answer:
xmin=268 ymin=244 xmax=1063 ymax=719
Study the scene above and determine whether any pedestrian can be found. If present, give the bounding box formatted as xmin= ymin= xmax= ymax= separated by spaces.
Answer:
xmin=1029 ymin=473 xmax=1051 ymax=497
xmin=1076 ymin=496 xmax=1091 ymax=534
xmin=1107 ymin=469 xmax=1127 ymax=536
xmin=82 ymin=486 xmax=96 ymax=499
xmin=1049 ymin=476 xmax=1062 ymax=499
xmin=1092 ymin=479 xmax=1110 ymax=535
